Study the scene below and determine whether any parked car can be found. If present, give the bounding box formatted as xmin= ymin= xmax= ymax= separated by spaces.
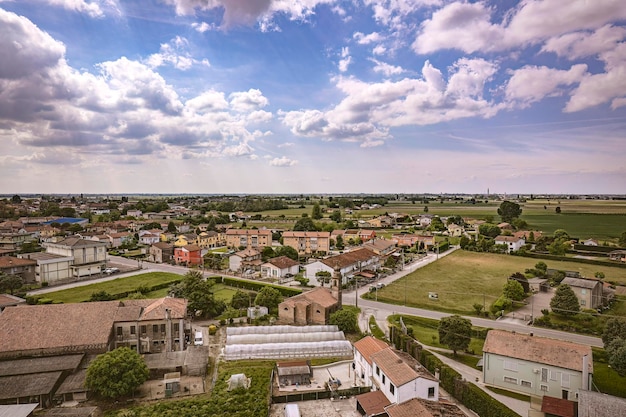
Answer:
xmin=104 ymin=267 xmax=120 ymax=274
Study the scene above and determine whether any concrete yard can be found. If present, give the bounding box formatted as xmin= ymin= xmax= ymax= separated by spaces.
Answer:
xmin=269 ymin=397 xmax=361 ymax=417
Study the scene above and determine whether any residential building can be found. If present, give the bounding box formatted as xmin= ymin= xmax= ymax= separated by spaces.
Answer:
xmin=0 ymin=294 xmax=25 ymax=312
xmin=371 ymin=348 xmax=439 ymax=404
xmin=196 ymin=231 xmax=222 ymax=248
xmin=303 ymin=248 xmax=379 ymax=285
xmin=0 ymin=256 xmax=36 ymax=284
xmin=173 ymin=244 xmax=202 ymax=266
xmin=353 ymin=336 xmax=390 ymax=386
xmin=138 ymin=230 xmax=161 ymax=245
xmin=446 ymin=224 xmax=464 ymax=237
xmin=17 ymin=252 xmax=73 ymax=285
xmin=113 ymin=298 xmax=188 ymax=354
xmin=561 ymin=277 xmax=604 ymax=309
xmin=494 ymin=235 xmax=525 ymax=253
xmin=43 ymin=237 xmax=108 ymax=278
xmin=482 ymin=330 xmax=592 ymax=401
xmin=174 ymin=233 xmax=198 ymax=247
xmin=149 ymin=242 xmax=174 ymax=263
xmin=260 ymin=256 xmax=300 ymax=281
xmin=229 ymin=248 xmax=262 ymax=272
xmin=225 ymin=229 xmax=272 ymax=250
xmin=282 ymin=231 xmax=330 ymax=256
xmin=391 ymin=234 xmax=435 ymax=248
xmin=363 ymin=239 xmax=397 ymax=256
xmin=106 ymin=232 xmax=133 ymax=248
xmin=583 ymin=239 xmax=598 ymax=246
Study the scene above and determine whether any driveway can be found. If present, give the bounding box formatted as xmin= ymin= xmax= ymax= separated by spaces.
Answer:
xmin=500 ymin=287 xmax=555 ymax=325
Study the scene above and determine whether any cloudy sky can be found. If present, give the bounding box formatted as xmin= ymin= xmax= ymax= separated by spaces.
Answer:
xmin=1 ymin=0 xmax=625 ymax=195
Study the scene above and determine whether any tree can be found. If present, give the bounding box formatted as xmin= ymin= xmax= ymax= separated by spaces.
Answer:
xmin=86 ymin=347 xmax=149 ymax=399
xmin=11 ymin=194 xmax=21 ymax=204
xmin=438 ymin=315 xmax=472 ymax=356
xmin=472 ymin=303 xmax=484 ymax=316
xmin=329 ymin=308 xmax=359 ymax=334
xmin=423 ymin=206 xmax=429 ymax=213
xmin=335 ymin=235 xmax=345 ymax=250
xmin=254 ymin=286 xmax=282 ymax=313
xmin=170 ymin=271 xmax=226 ymax=318
xmin=231 ymin=290 xmax=252 ymax=309
xmin=595 ymin=271 xmax=605 ymax=280
xmin=329 ymin=210 xmax=342 ymax=223
xmin=204 ymin=253 xmax=224 ymax=270
xmin=89 ymin=290 xmax=114 ymax=301
xmin=602 ymin=318 xmax=626 ymax=348
xmin=479 ymin=223 xmax=501 ymax=238
xmin=261 ymin=246 xmax=276 ymax=261
xmin=167 ymin=221 xmax=177 ymax=233
xmin=607 ymin=338 xmax=626 ymax=377
xmin=548 ymin=239 xmax=569 ymax=255
xmin=293 ymin=217 xmax=318 ymax=231
xmin=555 ymin=206 xmax=561 ymax=214
xmin=311 ymin=202 xmax=323 ymax=220
xmin=535 ymin=261 xmax=548 ymax=275
xmin=497 ymin=201 xmax=522 ymax=223
xmin=503 ymin=279 xmax=525 ymax=301
xmin=550 ymin=284 xmax=580 ymax=316
xmin=275 ymin=245 xmax=299 ymax=261
xmin=553 ymin=229 xmax=570 ymax=240
xmin=0 ymin=273 xmax=23 ymax=295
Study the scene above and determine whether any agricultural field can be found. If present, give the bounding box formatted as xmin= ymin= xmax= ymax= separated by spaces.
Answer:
xmin=374 ymin=250 xmax=626 ymax=316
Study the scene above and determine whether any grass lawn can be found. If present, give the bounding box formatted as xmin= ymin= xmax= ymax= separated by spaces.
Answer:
xmin=375 ymin=251 xmax=626 ymax=316
xmin=592 ymin=348 xmax=626 ymax=398
xmin=38 ymin=272 xmax=182 ymax=303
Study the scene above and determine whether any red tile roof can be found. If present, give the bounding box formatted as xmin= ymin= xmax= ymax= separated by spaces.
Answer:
xmin=371 ymin=348 xmax=420 ymax=386
xmin=266 ymin=256 xmax=299 ymax=269
xmin=0 ymin=256 xmax=36 ymax=268
xmin=541 ymin=396 xmax=576 ymax=417
xmin=321 ymin=248 xmax=377 ymax=269
xmin=356 ymin=390 xmax=391 ymax=416
xmin=483 ymin=330 xmax=593 ymax=372
xmin=353 ymin=336 xmax=389 ymax=365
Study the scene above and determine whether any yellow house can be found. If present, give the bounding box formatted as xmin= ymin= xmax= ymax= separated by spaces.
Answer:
xmin=196 ymin=231 xmax=223 ymax=249
xmin=174 ymin=234 xmax=197 ymax=247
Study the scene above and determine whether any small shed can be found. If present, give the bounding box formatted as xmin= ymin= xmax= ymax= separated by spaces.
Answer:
xmin=276 ymin=361 xmax=312 ymax=387
xmin=227 ymin=373 xmax=251 ymax=391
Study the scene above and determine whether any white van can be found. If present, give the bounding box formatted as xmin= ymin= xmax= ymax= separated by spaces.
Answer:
xmin=284 ymin=404 xmax=300 ymax=417
xmin=193 ymin=330 xmax=203 ymax=346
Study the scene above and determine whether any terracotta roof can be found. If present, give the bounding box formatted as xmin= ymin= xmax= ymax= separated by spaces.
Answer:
xmin=386 ymin=399 xmax=466 ymax=417
xmin=0 ymin=294 xmax=25 ymax=308
xmin=234 ymin=248 xmax=261 ymax=257
xmin=371 ymin=348 xmax=420 ymax=387
xmin=266 ymin=256 xmax=299 ymax=269
xmin=514 ymin=230 xmax=543 ymax=240
xmin=282 ymin=231 xmax=330 ymax=238
xmin=281 ymin=287 xmax=337 ymax=309
xmin=226 ymin=229 xmax=272 ymax=236
xmin=132 ymin=297 xmax=188 ymax=321
xmin=483 ymin=330 xmax=593 ymax=372
xmin=0 ymin=256 xmax=36 ymax=268
xmin=321 ymin=248 xmax=377 ymax=269
xmin=353 ymin=336 xmax=389 ymax=365
xmin=356 ymin=390 xmax=391 ymax=416
xmin=151 ymin=242 xmax=173 ymax=250
xmin=179 ymin=244 xmax=201 ymax=252
xmin=541 ymin=396 xmax=576 ymax=417
xmin=494 ymin=235 xmax=523 ymax=243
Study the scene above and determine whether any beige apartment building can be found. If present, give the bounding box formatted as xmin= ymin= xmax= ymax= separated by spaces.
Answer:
xmin=282 ymin=231 xmax=330 ymax=256
xmin=225 ymin=229 xmax=272 ymax=249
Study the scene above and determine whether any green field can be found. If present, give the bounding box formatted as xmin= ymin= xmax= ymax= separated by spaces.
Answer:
xmin=373 ymin=251 xmax=626 ymax=316
xmin=35 ymin=272 xmax=182 ymax=303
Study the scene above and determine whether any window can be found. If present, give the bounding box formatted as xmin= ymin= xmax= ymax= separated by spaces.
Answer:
xmin=375 ymin=366 xmax=380 ymax=376
xmin=428 ymin=387 xmax=435 ymax=398
xmin=153 ymin=324 xmax=159 ymax=333
xmin=581 ymin=289 xmax=587 ymax=295
xmin=540 ymin=384 xmax=549 ymax=392
xmin=141 ymin=325 xmax=146 ymax=334
xmin=116 ymin=327 xmax=122 ymax=336
xmin=130 ymin=326 xmax=136 ymax=335
xmin=390 ymin=383 xmax=395 ymax=395
xmin=550 ymin=370 xmax=558 ymax=381
xmin=382 ymin=374 xmax=386 ymax=384
xmin=503 ymin=360 xmax=518 ymax=371
xmin=561 ymin=373 xmax=570 ymax=388
xmin=541 ymin=368 xmax=548 ymax=382
xmin=503 ymin=376 xmax=518 ymax=384
xmin=173 ymin=323 xmax=179 ymax=332
xmin=580 ymin=300 xmax=586 ymax=306
xmin=521 ymin=380 xmax=531 ymax=388
xmin=160 ymin=324 xmax=166 ymax=333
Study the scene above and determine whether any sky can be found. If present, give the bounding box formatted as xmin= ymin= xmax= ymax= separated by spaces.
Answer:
xmin=0 ymin=0 xmax=625 ymax=195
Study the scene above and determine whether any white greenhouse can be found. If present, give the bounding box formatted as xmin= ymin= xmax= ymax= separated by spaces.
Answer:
xmin=224 ymin=325 xmax=353 ymax=360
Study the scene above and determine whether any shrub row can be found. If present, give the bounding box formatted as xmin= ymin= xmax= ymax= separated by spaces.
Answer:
xmin=572 ymin=244 xmax=625 ymax=254
xmin=512 ymin=251 xmax=626 ymax=269
xmin=389 ymin=326 xmax=518 ymax=417
xmin=219 ymin=276 xmax=302 ymax=297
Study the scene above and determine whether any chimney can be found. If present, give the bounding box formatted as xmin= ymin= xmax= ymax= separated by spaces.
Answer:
xmin=582 ymin=354 xmax=590 ymax=391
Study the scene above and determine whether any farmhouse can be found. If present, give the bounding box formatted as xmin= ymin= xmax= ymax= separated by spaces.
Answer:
xmin=494 ymin=235 xmax=525 ymax=253
xmin=561 ymin=277 xmax=604 ymax=310
xmin=482 ymin=330 xmax=592 ymax=402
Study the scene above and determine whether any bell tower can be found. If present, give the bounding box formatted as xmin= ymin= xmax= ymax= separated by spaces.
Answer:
xmin=331 ymin=264 xmax=342 ymax=308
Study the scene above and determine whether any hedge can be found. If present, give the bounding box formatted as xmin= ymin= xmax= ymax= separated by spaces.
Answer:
xmin=389 ymin=326 xmax=519 ymax=417
xmin=512 ymin=251 xmax=626 ymax=269
xmin=572 ymin=244 xmax=625 ymax=254
xmin=220 ymin=277 xmax=302 ymax=297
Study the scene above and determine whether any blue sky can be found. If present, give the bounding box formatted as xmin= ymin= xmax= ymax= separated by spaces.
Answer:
xmin=1 ymin=0 xmax=625 ymax=195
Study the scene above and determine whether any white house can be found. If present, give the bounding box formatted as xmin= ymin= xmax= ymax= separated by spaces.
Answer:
xmin=494 ymin=235 xmax=525 ymax=253
xmin=228 ymin=248 xmax=262 ymax=272
xmin=353 ymin=336 xmax=390 ymax=386
xmin=482 ymin=330 xmax=592 ymax=402
xmin=138 ymin=230 xmax=160 ymax=245
xmin=303 ymin=248 xmax=379 ymax=286
xmin=260 ymin=256 xmax=299 ymax=281
xmin=370 ymin=348 xmax=439 ymax=404
xmin=583 ymin=239 xmax=598 ymax=246
xmin=43 ymin=236 xmax=108 ymax=278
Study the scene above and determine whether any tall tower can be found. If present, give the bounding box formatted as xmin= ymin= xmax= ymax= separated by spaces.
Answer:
xmin=331 ymin=265 xmax=342 ymax=308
